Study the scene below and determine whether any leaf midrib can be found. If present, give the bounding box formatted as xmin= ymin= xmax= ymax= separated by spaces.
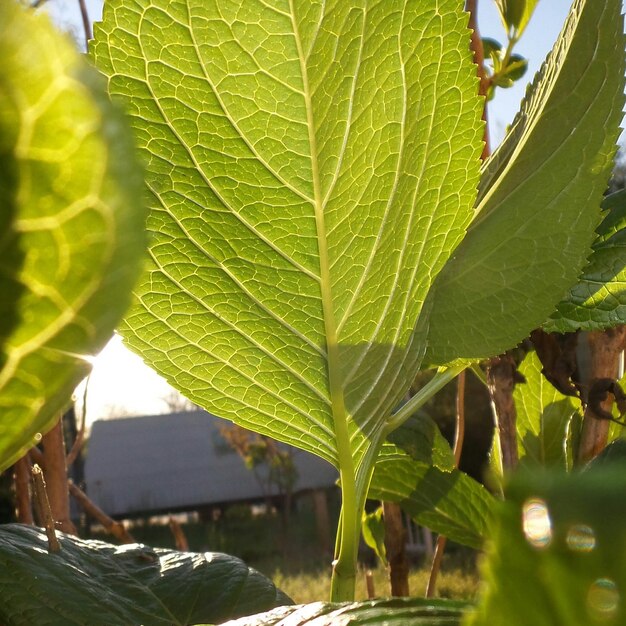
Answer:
xmin=289 ymin=2 xmax=354 ymax=475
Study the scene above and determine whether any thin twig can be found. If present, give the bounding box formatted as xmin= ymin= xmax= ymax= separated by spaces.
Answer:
xmin=465 ymin=0 xmax=491 ymax=157
xmin=169 ymin=516 xmax=189 ymax=551
xmin=14 ymin=456 xmax=34 ymax=525
xmin=77 ymin=0 xmax=92 ymax=49
xmin=66 ymin=375 xmax=89 ymax=467
xmin=69 ymin=481 xmax=136 ymax=544
xmin=426 ymin=371 xmax=466 ymax=597
xmin=365 ymin=570 xmax=376 ymax=599
xmin=31 ymin=465 xmax=61 ymax=553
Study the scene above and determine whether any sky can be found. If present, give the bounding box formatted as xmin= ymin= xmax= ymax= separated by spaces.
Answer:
xmin=44 ymin=0 xmax=619 ymax=424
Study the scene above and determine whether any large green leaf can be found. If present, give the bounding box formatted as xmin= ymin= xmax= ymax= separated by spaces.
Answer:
xmin=468 ymin=469 xmax=626 ymax=626
xmin=216 ymin=597 xmax=470 ymax=626
xmin=368 ymin=417 xmax=496 ymax=549
xmin=545 ymin=190 xmax=626 ymax=332
xmin=424 ymin=0 xmax=625 ymax=365
xmin=0 ymin=524 xmax=290 ymax=626
xmin=0 ymin=3 xmax=146 ymax=469
xmin=91 ymin=2 xmax=482 ymax=473
xmin=514 ymin=351 xmax=580 ymax=470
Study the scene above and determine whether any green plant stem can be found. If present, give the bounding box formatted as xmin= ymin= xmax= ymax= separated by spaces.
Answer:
xmin=329 ymin=364 xmax=465 ymax=600
xmin=330 ymin=473 xmax=359 ymax=601
xmin=383 ymin=365 xmax=467 ymax=436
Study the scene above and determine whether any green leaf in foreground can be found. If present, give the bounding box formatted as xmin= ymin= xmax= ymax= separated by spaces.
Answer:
xmin=92 ymin=0 xmax=481 ymax=467
xmin=368 ymin=416 xmax=496 ymax=550
xmin=545 ymin=190 xmax=626 ymax=333
xmin=468 ymin=469 xmax=626 ymax=626
xmin=0 ymin=2 xmax=146 ymax=470
xmin=0 ymin=524 xmax=290 ymax=626
xmin=216 ymin=597 xmax=470 ymax=626
xmin=424 ymin=0 xmax=625 ymax=365
xmin=91 ymin=0 xmax=483 ymax=599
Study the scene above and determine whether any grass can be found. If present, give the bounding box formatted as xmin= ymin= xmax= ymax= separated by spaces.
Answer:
xmin=272 ymin=558 xmax=480 ymax=605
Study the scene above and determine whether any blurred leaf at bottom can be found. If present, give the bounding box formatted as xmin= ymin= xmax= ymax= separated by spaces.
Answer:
xmin=0 ymin=524 xmax=290 ymax=626
xmin=214 ymin=597 xmax=470 ymax=625
xmin=467 ymin=469 xmax=626 ymax=626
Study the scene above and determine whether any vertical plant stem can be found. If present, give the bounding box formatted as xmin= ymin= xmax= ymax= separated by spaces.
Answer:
xmin=466 ymin=0 xmax=524 ymax=475
xmin=426 ymin=370 xmax=466 ymax=597
xmin=365 ymin=570 xmax=376 ymax=599
xmin=577 ymin=326 xmax=626 ymax=464
xmin=42 ymin=417 xmax=77 ymax=535
xmin=77 ymin=0 xmax=92 ymax=49
xmin=465 ymin=0 xmax=491 ymax=158
xmin=66 ymin=376 xmax=89 ymax=467
xmin=32 ymin=464 xmax=61 ymax=553
xmin=382 ymin=501 xmax=409 ymax=596
xmin=13 ymin=455 xmax=34 ymax=525
xmin=426 ymin=536 xmax=447 ymax=598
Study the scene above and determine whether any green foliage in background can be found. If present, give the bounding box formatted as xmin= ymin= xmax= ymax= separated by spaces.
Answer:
xmin=513 ymin=351 xmax=580 ymax=470
xmin=0 ymin=1 xmax=146 ymax=469
xmin=368 ymin=415 xmax=495 ymax=550
xmin=547 ymin=190 xmax=626 ymax=332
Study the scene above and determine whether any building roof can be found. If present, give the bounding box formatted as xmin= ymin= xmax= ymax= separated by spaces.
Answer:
xmin=85 ymin=411 xmax=338 ymax=517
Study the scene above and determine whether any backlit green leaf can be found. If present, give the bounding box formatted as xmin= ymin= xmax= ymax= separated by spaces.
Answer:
xmin=545 ymin=190 xmax=626 ymax=332
xmin=0 ymin=3 xmax=146 ymax=470
xmin=361 ymin=507 xmax=387 ymax=567
xmin=368 ymin=421 xmax=495 ymax=549
xmin=0 ymin=524 xmax=290 ymax=626
xmin=424 ymin=0 xmax=625 ymax=365
xmin=91 ymin=1 xmax=482 ymax=475
xmin=514 ymin=351 xmax=580 ymax=470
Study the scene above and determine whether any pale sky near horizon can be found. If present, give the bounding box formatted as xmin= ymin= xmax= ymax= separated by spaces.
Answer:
xmin=46 ymin=0 xmax=621 ymax=424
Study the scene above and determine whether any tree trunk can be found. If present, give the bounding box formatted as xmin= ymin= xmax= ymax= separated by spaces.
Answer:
xmin=383 ymin=501 xmax=409 ymax=597
xmin=487 ymin=354 xmax=520 ymax=471
xmin=577 ymin=326 xmax=626 ymax=464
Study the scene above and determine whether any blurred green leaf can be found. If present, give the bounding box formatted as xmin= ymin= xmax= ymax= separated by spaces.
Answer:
xmin=495 ymin=0 xmax=540 ymax=38
xmin=0 ymin=2 xmax=146 ymax=469
xmin=216 ymin=597 xmax=470 ymax=626
xmin=502 ymin=54 xmax=528 ymax=82
xmin=468 ymin=469 xmax=626 ymax=626
xmin=482 ymin=37 xmax=503 ymax=56
xmin=0 ymin=524 xmax=290 ymax=626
